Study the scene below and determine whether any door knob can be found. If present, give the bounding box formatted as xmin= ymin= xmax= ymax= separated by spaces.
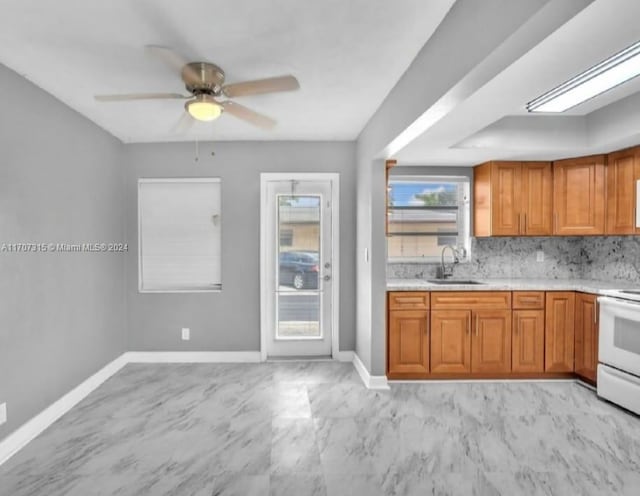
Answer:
xmin=323 ymin=275 xmax=331 ymax=281
xmin=324 ymin=262 xmax=331 ymax=269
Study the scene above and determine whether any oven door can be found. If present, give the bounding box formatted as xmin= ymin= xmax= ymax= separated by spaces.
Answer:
xmin=598 ymin=297 xmax=640 ymax=377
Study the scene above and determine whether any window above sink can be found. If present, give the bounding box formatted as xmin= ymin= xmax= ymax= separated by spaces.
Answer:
xmin=387 ymin=174 xmax=471 ymax=263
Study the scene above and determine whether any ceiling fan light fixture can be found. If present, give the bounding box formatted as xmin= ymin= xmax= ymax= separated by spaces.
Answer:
xmin=185 ymin=95 xmax=222 ymax=122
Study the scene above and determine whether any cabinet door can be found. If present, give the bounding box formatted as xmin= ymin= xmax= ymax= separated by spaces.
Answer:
xmin=606 ymin=148 xmax=638 ymax=235
xmin=522 ymin=162 xmax=553 ymax=235
xmin=491 ymin=162 xmax=522 ymax=235
xmin=553 ymin=156 xmax=605 ymax=235
xmin=512 ymin=310 xmax=545 ymax=373
xmin=388 ymin=309 xmax=429 ymax=375
xmin=545 ymin=292 xmax=576 ymax=372
xmin=431 ymin=310 xmax=471 ymax=374
xmin=575 ymin=293 xmax=598 ymax=383
xmin=471 ymin=310 xmax=512 ymax=373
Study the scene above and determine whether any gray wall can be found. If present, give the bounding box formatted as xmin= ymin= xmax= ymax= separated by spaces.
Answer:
xmin=124 ymin=141 xmax=356 ymax=353
xmin=0 ymin=64 xmax=126 ymax=440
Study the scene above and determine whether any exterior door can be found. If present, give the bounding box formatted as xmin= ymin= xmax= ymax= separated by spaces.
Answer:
xmin=262 ymin=175 xmax=337 ymax=358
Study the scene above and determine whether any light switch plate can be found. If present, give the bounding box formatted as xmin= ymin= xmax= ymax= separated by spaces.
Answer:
xmin=181 ymin=328 xmax=190 ymax=341
xmin=0 ymin=403 xmax=6 ymax=426
xmin=536 ymin=250 xmax=544 ymax=262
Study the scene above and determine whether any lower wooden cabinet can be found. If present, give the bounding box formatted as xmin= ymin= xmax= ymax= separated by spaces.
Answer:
xmin=387 ymin=290 xmax=589 ymax=379
xmin=512 ymin=310 xmax=545 ymax=373
xmin=472 ymin=310 xmax=512 ymax=373
xmin=430 ymin=310 xmax=471 ymax=374
xmin=545 ymin=292 xmax=576 ymax=372
xmin=575 ymin=293 xmax=598 ymax=383
xmin=388 ymin=309 xmax=429 ymax=376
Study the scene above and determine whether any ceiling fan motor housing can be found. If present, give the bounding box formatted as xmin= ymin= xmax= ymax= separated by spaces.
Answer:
xmin=182 ymin=62 xmax=225 ymax=96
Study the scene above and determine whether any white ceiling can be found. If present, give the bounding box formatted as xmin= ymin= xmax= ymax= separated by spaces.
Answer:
xmin=393 ymin=0 xmax=640 ymax=166
xmin=0 ymin=0 xmax=455 ymax=143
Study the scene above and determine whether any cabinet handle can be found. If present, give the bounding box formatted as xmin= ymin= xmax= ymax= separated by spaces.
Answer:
xmin=594 ymin=303 xmax=597 ymax=324
xmin=518 ymin=213 xmax=522 ymax=234
xmin=475 ymin=316 xmax=479 ymax=337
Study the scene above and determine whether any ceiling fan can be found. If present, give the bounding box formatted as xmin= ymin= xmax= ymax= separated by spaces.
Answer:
xmin=94 ymin=45 xmax=300 ymax=130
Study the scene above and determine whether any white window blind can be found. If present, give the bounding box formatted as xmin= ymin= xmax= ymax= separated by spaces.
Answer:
xmin=387 ymin=176 xmax=470 ymax=261
xmin=138 ymin=178 xmax=221 ymax=292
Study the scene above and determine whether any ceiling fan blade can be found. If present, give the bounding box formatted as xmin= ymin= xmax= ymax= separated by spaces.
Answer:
xmin=145 ymin=45 xmax=200 ymax=81
xmin=222 ymin=75 xmax=299 ymax=98
xmin=221 ymin=101 xmax=276 ymax=129
xmin=94 ymin=93 xmax=189 ymax=102
xmin=171 ymin=111 xmax=195 ymax=135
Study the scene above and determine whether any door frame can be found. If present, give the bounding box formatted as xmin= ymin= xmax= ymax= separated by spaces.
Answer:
xmin=260 ymin=172 xmax=340 ymax=361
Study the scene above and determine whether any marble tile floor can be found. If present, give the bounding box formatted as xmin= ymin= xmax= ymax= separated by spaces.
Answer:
xmin=0 ymin=362 xmax=639 ymax=496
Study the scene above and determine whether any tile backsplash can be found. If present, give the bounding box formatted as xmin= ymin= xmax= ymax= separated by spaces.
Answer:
xmin=387 ymin=236 xmax=640 ymax=283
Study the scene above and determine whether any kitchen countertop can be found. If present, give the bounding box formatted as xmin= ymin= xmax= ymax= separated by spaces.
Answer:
xmin=387 ymin=278 xmax=639 ymax=295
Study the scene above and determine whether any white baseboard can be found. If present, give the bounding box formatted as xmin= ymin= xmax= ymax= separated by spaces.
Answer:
xmin=0 ymin=353 xmax=128 ymax=467
xmin=352 ymin=353 xmax=389 ymax=390
xmin=125 ymin=351 xmax=262 ymax=363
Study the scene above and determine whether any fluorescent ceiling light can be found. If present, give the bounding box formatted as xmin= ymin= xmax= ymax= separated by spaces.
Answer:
xmin=527 ymin=40 xmax=640 ymax=113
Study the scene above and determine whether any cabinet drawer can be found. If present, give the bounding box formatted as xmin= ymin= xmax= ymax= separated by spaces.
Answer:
xmin=513 ymin=291 xmax=545 ymax=309
xmin=431 ymin=291 xmax=511 ymax=310
xmin=388 ymin=292 xmax=429 ymax=310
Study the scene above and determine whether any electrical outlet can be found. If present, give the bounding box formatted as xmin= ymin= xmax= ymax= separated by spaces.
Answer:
xmin=181 ymin=328 xmax=190 ymax=341
xmin=536 ymin=250 xmax=545 ymax=262
xmin=0 ymin=403 xmax=6 ymax=426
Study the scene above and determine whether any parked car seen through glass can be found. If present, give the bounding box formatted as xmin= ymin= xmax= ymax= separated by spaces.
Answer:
xmin=279 ymin=251 xmax=319 ymax=289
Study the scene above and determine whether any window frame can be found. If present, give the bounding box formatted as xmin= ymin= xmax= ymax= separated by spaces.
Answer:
xmin=386 ymin=175 xmax=471 ymax=264
xmin=138 ymin=177 xmax=222 ymax=293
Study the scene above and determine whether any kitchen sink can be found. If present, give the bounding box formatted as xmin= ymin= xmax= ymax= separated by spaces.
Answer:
xmin=427 ymin=279 xmax=485 ymax=285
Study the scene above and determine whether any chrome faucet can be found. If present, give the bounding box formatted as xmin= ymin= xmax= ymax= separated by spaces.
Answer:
xmin=438 ymin=245 xmax=460 ymax=279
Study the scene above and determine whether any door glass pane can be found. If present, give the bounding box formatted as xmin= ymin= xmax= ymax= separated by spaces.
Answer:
xmin=277 ymin=195 xmax=320 ymax=292
xmin=277 ymin=293 xmax=321 ymax=338
xmin=276 ymin=194 xmax=321 ymax=339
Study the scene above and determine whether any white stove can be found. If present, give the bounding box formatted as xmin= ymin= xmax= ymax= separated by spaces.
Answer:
xmin=600 ymin=288 xmax=640 ymax=302
xmin=597 ymin=291 xmax=640 ymax=415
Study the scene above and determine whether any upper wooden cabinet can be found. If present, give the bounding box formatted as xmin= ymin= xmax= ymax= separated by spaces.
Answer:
xmin=606 ymin=147 xmax=640 ymax=235
xmin=474 ymin=161 xmax=553 ymax=236
xmin=553 ymin=155 xmax=606 ymax=235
